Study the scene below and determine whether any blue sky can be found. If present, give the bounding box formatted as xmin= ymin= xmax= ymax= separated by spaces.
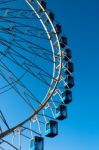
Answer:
xmin=45 ymin=0 xmax=99 ymax=150
xmin=0 ymin=0 xmax=99 ymax=150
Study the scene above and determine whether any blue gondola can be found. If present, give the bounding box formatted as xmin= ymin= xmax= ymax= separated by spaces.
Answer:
xmin=40 ymin=1 xmax=46 ymax=12
xmin=47 ymin=12 xmax=55 ymax=22
xmin=55 ymin=105 xmax=67 ymax=120
xmin=65 ymin=61 xmax=74 ymax=73
xmin=65 ymin=75 xmax=74 ymax=88
xmin=62 ymin=90 xmax=72 ymax=104
xmin=45 ymin=120 xmax=58 ymax=138
xmin=66 ymin=48 xmax=72 ymax=59
xmin=55 ymin=24 xmax=62 ymax=35
xmin=30 ymin=136 xmax=44 ymax=150
xmin=60 ymin=36 xmax=68 ymax=48
xmin=63 ymin=48 xmax=72 ymax=61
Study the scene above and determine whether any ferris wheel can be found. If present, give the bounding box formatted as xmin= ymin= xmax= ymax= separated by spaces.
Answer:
xmin=0 ymin=0 xmax=74 ymax=149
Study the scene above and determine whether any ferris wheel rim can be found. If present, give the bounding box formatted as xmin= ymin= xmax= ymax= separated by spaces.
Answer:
xmin=0 ymin=0 xmax=62 ymax=138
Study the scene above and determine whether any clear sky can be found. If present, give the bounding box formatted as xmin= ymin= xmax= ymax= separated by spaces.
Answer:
xmin=45 ymin=0 xmax=99 ymax=150
xmin=0 ymin=0 xmax=99 ymax=150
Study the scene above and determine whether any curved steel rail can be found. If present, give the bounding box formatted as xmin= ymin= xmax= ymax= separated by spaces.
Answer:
xmin=0 ymin=0 xmax=62 ymax=138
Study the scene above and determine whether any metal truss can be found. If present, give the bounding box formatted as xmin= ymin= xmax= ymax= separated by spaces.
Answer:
xmin=0 ymin=0 xmax=74 ymax=149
